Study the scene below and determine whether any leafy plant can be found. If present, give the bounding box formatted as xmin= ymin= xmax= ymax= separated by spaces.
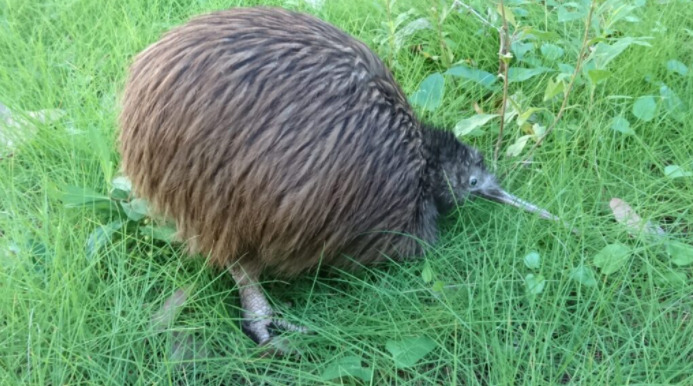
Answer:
xmin=374 ymin=2 xmax=433 ymax=69
xmin=570 ymin=265 xmax=598 ymax=287
xmin=62 ymin=175 xmax=175 ymax=259
xmin=385 ymin=336 xmax=437 ymax=368
xmin=525 ymin=273 xmax=546 ymax=295
xmin=523 ymin=251 xmax=541 ymax=269
xmin=607 ymin=198 xmax=693 ymax=276
xmin=405 ymin=0 xmax=686 ymax=166
xmin=320 ymin=356 xmax=372 ymax=382
xmin=593 ymin=243 xmax=631 ymax=275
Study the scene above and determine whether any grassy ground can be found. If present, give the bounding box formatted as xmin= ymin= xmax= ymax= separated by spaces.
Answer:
xmin=1 ymin=0 xmax=692 ymax=384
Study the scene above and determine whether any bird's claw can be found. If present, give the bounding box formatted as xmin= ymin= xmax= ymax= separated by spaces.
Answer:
xmin=242 ymin=316 xmax=309 ymax=356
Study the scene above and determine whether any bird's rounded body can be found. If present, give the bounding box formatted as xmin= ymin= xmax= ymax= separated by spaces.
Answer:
xmin=119 ymin=6 xmax=558 ymax=345
xmin=118 ymin=7 xmax=453 ymax=278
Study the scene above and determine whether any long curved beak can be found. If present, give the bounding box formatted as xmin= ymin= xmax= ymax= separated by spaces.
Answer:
xmin=476 ymin=188 xmax=561 ymax=222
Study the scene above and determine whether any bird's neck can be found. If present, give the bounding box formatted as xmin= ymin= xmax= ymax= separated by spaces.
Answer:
xmin=421 ymin=126 xmax=457 ymax=162
xmin=420 ymin=126 xmax=457 ymax=213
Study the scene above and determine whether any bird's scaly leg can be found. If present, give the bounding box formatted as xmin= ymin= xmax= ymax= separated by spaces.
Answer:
xmin=228 ymin=263 xmax=308 ymax=346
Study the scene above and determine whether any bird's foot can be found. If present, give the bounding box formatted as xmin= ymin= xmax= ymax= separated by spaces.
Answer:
xmin=242 ymin=313 xmax=310 ymax=357
xmin=242 ymin=313 xmax=309 ymax=345
xmin=229 ymin=264 xmax=309 ymax=355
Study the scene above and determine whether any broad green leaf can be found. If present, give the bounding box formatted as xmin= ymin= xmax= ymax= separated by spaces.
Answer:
xmin=531 ymin=123 xmax=546 ymax=138
xmin=506 ymin=135 xmax=532 ymax=157
xmin=320 ymin=356 xmax=372 ymax=382
xmin=120 ymin=198 xmax=149 ymax=221
xmin=392 ymin=9 xmax=416 ymax=28
xmin=523 ymin=251 xmax=541 ymax=269
xmin=664 ymin=165 xmax=693 ymax=179
xmin=570 ymin=265 xmax=598 ymax=287
xmin=503 ymin=91 xmax=528 ymax=125
xmin=593 ymin=243 xmax=631 ymax=275
xmin=632 ymin=96 xmax=656 ymax=122
xmin=557 ymin=1 xmax=589 ymax=22
xmin=610 ymin=116 xmax=634 ymax=135
xmin=588 ymin=37 xmax=652 ymax=69
xmin=513 ymin=7 xmax=529 ymax=17
xmin=517 ymin=107 xmax=545 ymax=127
xmin=386 ymin=336 xmax=436 ymax=368
xmin=431 ymin=280 xmax=445 ymax=292
xmin=110 ymin=188 xmax=130 ymax=201
xmin=587 ymin=69 xmax=611 ymax=85
xmin=445 ymin=65 xmax=497 ymax=89
xmin=62 ymin=186 xmax=111 ymax=208
xmin=666 ymin=60 xmax=688 ymax=76
xmin=521 ymin=56 xmax=543 ymax=68
xmin=557 ymin=63 xmax=575 ymax=82
xmin=511 ymin=41 xmax=534 ymax=61
xmin=544 ymin=78 xmax=565 ymax=101
xmin=654 ymin=271 xmax=688 ymax=288
xmin=659 ymin=84 xmax=686 ymax=121
xmin=410 ymin=73 xmax=445 ymax=111
xmin=139 ymin=224 xmax=177 ymax=242
xmin=86 ymin=220 xmax=124 ymax=260
xmin=393 ymin=17 xmax=432 ymax=51
xmin=605 ymin=2 xmax=645 ymax=26
xmin=111 ymin=176 xmax=132 ymax=193
xmin=421 ymin=261 xmax=433 ymax=283
xmin=507 ymin=67 xmax=552 ymax=83
xmin=540 ymin=43 xmax=564 ymax=62
xmin=453 ymin=114 xmax=498 ymax=137
xmin=665 ymin=241 xmax=693 ymax=267
xmin=524 ymin=28 xmax=560 ymax=41
xmin=525 ymin=274 xmax=546 ymax=295
xmin=111 ymin=176 xmax=132 ymax=200
xmin=607 ymin=0 xmax=643 ymax=19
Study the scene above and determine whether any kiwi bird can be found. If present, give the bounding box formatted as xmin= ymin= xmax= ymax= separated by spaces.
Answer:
xmin=118 ymin=6 xmax=559 ymax=346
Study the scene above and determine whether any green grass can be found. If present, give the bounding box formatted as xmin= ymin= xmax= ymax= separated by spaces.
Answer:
xmin=1 ymin=0 xmax=692 ymax=384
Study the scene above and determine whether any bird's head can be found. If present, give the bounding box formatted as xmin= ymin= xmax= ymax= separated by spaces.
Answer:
xmin=424 ymin=127 xmax=559 ymax=221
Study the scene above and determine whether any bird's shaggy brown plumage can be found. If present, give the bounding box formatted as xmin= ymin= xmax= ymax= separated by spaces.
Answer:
xmin=119 ymin=7 xmax=479 ymax=278
xmin=118 ymin=6 xmax=546 ymax=346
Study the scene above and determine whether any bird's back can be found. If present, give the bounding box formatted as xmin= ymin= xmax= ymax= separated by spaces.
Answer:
xmin=119 ymin=7 xmax=438 ymax=277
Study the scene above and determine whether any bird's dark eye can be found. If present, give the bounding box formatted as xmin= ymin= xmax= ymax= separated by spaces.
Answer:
xmin=470 ymin=177 xmax=478 ymax=187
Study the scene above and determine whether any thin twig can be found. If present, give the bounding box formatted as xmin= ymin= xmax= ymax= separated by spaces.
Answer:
xmin=451 ymin=0 xmax=499 ymax=31
xmin=494 ymin=0 xmax=511 ymax=164
xmin=433 ymin=3 xmax=450 ymax=68
xmin=511 ymin=0 xmax=596 ymax=172
xmin=384 ymin=0 xmax=395 ymax=69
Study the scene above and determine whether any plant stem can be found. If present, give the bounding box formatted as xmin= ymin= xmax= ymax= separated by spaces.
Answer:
xmin=451 ymin=0 xmax=497 ymax=30
xmin=494 ymin=0 xmax=511 ymax=165
xmin=511 ymin=0 xmax=596 ymax=172
xmin=433 ymin=1 xmax=450 ymax=68
xmin=385 ymin=0 xmax=395 ymax=69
